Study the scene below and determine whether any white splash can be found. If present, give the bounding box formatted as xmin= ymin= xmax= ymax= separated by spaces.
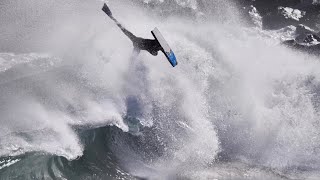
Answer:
xmin=249 ymin=5 xmax=262 ymax=29
xmin=278 ymin=7 xmax=306 ymax=21
xmin=0 ymin=159 xmax=20 ymax=170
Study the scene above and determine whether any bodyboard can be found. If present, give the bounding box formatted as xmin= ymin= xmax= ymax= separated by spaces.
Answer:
xmin=151 ymin=28 xmax=178 ymax=67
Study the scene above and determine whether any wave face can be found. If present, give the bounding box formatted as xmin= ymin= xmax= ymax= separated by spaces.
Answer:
xmin=0 ymin=0 xmax=320 ymax=179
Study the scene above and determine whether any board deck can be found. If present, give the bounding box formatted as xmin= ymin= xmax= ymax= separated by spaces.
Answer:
xmin=151 ymin=28 xmax=178 ymax=67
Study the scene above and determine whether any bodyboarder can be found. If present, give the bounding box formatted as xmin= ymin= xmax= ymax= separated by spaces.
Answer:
xmin=102 ymin=3 xmax=178 ymax=67
xmin=102 ymin=3 xmax=162 ymax=56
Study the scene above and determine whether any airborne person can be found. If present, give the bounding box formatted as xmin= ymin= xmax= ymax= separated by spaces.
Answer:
xmin=102 ymin=3 xmax=162 ymax=56
xmin=102 ymin=3 xmax=177 ymax=67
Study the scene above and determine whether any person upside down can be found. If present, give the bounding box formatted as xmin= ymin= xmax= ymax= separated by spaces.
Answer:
xmin=102 ymin=3 xmax=162 ymax=56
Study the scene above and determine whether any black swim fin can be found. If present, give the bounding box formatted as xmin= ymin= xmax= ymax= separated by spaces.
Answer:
xmin=102 ymin=3 xmax=112 ymax=17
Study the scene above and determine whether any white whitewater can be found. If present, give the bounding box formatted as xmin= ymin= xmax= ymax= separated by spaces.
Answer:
xmin=0 ymin=0 xmax=320 ymax=179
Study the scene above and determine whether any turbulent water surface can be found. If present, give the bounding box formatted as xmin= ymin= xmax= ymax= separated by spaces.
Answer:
xmin=0 ymin=0 xmax=320 ymax=179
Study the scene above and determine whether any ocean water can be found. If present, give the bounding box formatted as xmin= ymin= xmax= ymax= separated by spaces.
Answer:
xmin=0 ymin=0 xmax=320 ymax=179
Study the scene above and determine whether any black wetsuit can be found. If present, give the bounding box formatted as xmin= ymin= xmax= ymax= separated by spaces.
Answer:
xmin=109 ymin=16 xmax=162 ymax=56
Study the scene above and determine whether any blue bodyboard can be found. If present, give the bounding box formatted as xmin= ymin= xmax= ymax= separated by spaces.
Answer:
xmin=151 ymin=28 xmax=177 ymax=67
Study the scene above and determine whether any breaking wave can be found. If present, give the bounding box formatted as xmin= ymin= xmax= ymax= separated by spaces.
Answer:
xmin=0 ymin=0 xmax=320 ymax=179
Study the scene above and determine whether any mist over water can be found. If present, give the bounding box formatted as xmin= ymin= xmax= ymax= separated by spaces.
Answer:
xmin=0 ymin=0 xmax=320 ymax=179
